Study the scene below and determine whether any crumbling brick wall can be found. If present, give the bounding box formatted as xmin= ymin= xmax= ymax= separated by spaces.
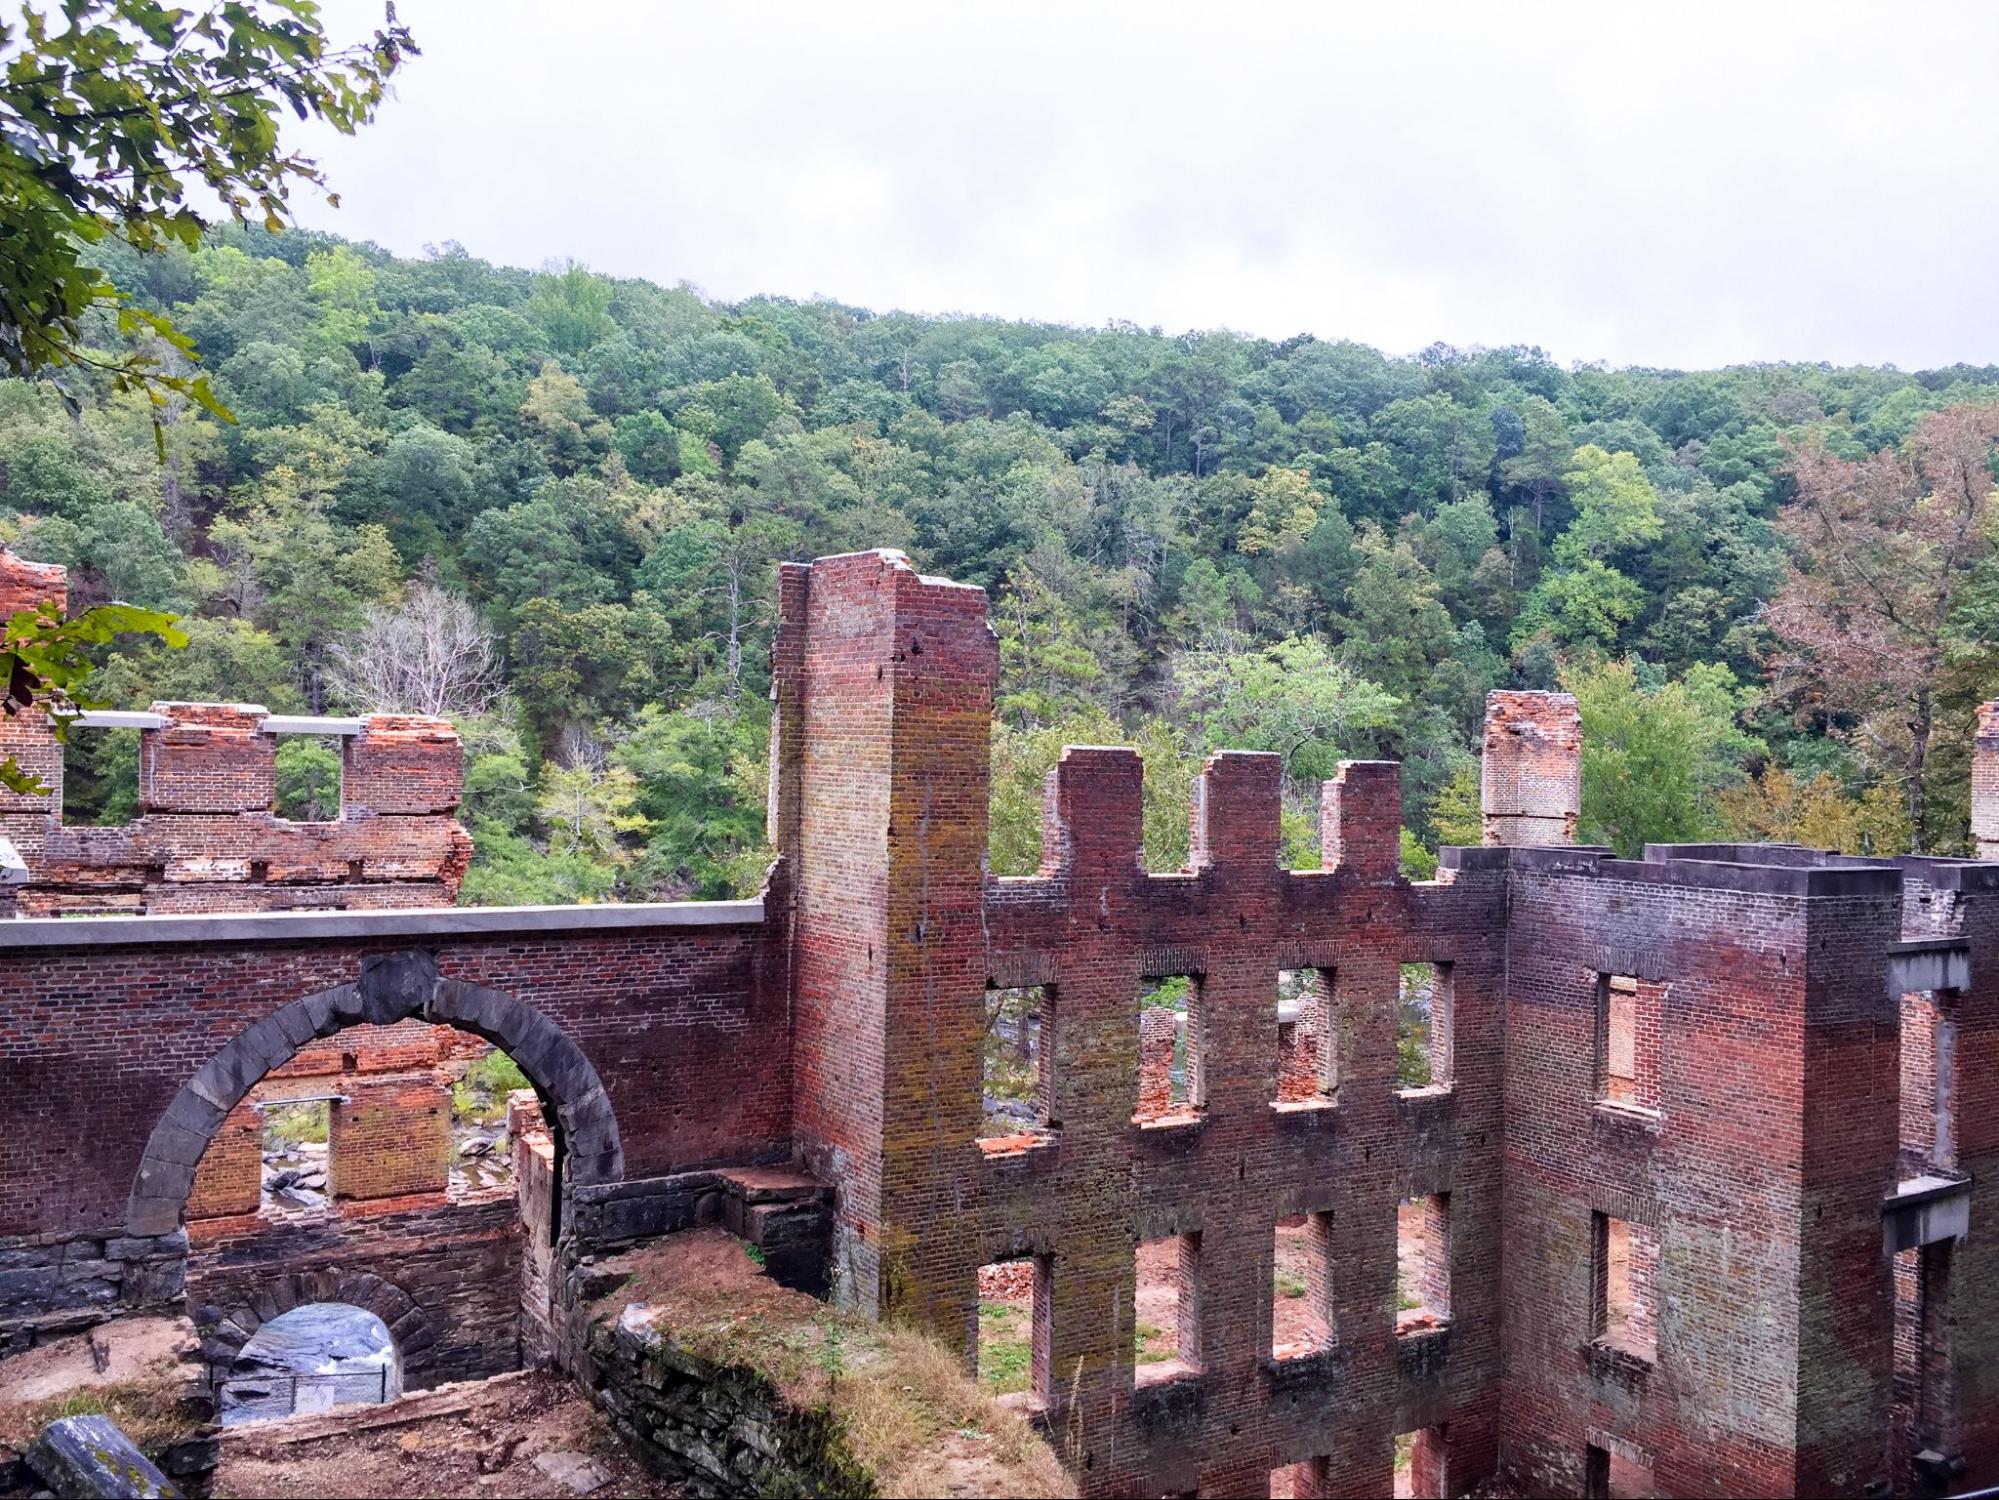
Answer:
xmin=0 ymin=546 xmax=473 ymax=914
xmin=1480 ymin=689 xmax=1581 ymax=846
xmin=12 ymin=544 xmax=1999 ymax=1500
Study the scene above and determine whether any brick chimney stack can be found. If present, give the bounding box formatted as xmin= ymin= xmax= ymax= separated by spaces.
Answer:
xmin=1479 ymin=690 xmax=1581 ymax=847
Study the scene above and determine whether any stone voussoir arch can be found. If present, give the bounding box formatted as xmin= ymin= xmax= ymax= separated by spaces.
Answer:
xmin=126 ymin=949 xmax=623 ymax=1237
xmin=198 ymin=1267 xmax=425 ymax=1375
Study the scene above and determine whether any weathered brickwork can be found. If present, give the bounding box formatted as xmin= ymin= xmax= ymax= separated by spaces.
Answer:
xmin=1480 ymin=688 xmax=1581 ymax=847
xmin=329 ymin=1074 xmax=452 ymax=1203
xmin=0 ymin=549 xmax=474 ymax=913
xmin=5 ymin=546 xmax=1999 ymax=1499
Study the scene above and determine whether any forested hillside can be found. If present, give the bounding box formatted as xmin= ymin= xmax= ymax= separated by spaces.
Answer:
xmin=7 ymin=226 xmax=1999 ymax=902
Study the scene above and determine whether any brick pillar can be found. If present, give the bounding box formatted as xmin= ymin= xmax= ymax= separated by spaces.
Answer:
xmin=766 ymin=561 xmax=810 ymax=860
xmin=1973 ymin=702 xmax=1999 ymax=860
xmin=341 ymin=714 xmax=463 ymax=817
xmin=1791 ymin=888 xmax=1901 ymax=1495
xmin=783 ymin=550 xmax=998 ymax=1328
xmin=330 ymin=1075 xmax=452 ymax=1203
xmin=185 ymin=1103 xmax=262 ymax=1221
xmin=0 ymin=548 xmax=69 ymax=826
xmin=140 ymin=704 xmax=275 ymax=813
xmin=1324 ymin=760 xmax=1401 ymax=880
xmin=1479 ymin=689 xmax=1580 ymax=846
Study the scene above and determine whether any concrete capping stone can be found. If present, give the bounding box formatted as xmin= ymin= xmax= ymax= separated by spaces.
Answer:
xmin=1437 ymin=846 xmax=1516 ymax=872
xmin=71 ymin=709 xmax=173 ymax=731
xmin=259 ymin=714 xmax=365 ymax=735
xmin=0 ymin=897 xmax=765 ymax=949
xmin=1901 ymin=857 xmax=1999 ymax=894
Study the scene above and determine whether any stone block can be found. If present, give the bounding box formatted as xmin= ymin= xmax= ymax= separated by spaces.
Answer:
xmin=27 ymin=1415 xmax=180 ymax=1499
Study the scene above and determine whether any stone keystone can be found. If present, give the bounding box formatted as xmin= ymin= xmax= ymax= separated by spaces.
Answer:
xmin=357 ymin=949 xmax=439 ymax=1025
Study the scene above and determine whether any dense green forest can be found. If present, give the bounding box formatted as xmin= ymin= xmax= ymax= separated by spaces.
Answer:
xmin=7 ymin=226 xmax=1999 ymax=902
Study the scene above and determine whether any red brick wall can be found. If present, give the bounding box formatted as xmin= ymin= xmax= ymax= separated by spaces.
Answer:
xmin=0 ymin=550 xmax=475 ymax=913
xmin=1480 ymin=690 xmax=1580 ymax=847
xmin=0 ymin=918 xmax=791 ymax=1241
xmin=331 ymin=1075 xmax=452 ymax=1203
xmin=185 ymin=1103 xmax=261 ymax=1221
xmin=1496 ymin=853 xmax=1902 ymax=1498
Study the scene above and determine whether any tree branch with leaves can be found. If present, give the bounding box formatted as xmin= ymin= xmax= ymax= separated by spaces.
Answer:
xmin=0 ymin=0 xmax=416 ymax=434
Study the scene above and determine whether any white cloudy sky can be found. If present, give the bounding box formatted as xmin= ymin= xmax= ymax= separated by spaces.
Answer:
xmin=295 ymin=1 xmax=1999 ymax=371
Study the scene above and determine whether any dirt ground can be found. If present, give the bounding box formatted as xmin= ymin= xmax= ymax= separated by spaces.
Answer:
xmin=215 ymin=1369 xmax=677 ymax=1499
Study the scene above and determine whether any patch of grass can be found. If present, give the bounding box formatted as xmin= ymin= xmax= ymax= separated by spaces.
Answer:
xmin=976 ymin=1300 xmax=1034 ymax=1394
xmin=262 ymin=1100 xmax=327 ymax=1147
xmin=592 ymin=1231 xmax=1074 ymax=1498
xmin=745 ymin=1243 xmax=767 ymax=1268
xmin=1132 ymin=1322 xmax=1173 ymax=1364
xmin=0 ymin=1366 xmax=197 ymax=1454
xmin=1275 ymin=1269 xmax=1308 ymax=1299
xmin=453 ymin=1049 xmax=531 ymax=1125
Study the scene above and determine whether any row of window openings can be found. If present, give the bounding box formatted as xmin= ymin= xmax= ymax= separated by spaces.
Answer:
xmin=974 ymin=1206 xmax=1657 ymax=1417
xmin=979 ymin=964 xmax=1455 ymax=1140
xmin=1174 ymin=1430 xmax=1653 ymax=1499
xmin=973 ymin=1193 xmax=1454 ymax=1404
xmin=59 ymin=728 xmax=348 ymax=827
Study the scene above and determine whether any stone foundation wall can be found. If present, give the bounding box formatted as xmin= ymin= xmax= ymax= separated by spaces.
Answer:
xmin=0 ymin=1231 xmax=189 ymax=1359
xmin=583 ymin=1311 xmax=872 ymax=1499
xmin=188 ymin=1197 xmax=523 ymax=1390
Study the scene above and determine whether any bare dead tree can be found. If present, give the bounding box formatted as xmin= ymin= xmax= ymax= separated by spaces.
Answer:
xmin=326 ymin=582 xmax=501 ymax=718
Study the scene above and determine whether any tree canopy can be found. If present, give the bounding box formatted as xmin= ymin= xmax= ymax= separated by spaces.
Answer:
xmin=7 ymin=209 xmax=1999 ymax=888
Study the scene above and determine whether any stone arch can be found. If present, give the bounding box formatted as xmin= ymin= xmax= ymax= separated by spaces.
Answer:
xmin=126 ymin=950 xmax=622 ymax=1236
xmin=197 ymin=1269 xmax=424 ymax=1380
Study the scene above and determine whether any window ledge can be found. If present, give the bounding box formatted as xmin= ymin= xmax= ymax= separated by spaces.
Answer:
xmin=1395 ymin=1310 xmax=1451 ymax=1338
xmin=976 ymin=1129 xmax=1058 ymax=1160
xmin=1586 ymin=1337 xmax=1655 ymax=1385
xmin=1133 ymin=1357 xmax=1201 ymax=1391
xmin=1395 ymin=1082 xmax=1455 ymax=1101
xmin=1133 ymin=1109 xmax=1207 ymax=1133
xmin=1592 ymin=1099 xmax=1662 ymax=1132
xmin=1270 ymin=1095 xmax=1338 ymax=1117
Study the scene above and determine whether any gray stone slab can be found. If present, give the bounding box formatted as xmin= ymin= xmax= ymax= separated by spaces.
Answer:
xmin=27 ymin=1414 xmax=181 ymax=1498
xmin=358 ymin=950 xmax=437 ymax=1024
xmin=123 ymin=1196 xmax=184 ymax=1239
xmin=533 ymin=1449 xmax=610 ymax=1495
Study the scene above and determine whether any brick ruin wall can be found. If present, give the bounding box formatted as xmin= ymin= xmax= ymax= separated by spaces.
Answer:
xmin=0 ymin=545 xmax=471 ymax=916
xmin=0 ymin=545 xmax=1997 ymax=1497
xmin=768 ymin=550 xmax=1999 ymax=1499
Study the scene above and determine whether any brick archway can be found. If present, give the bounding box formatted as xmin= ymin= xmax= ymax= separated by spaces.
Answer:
xmin=126 ymin=950 xmax=622 ymax=1236
xmin=199 ymin=1269 xmax=424 ymax=1381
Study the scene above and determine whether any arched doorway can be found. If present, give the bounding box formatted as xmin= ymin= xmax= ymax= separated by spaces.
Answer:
xmin=219 ymin=1299 xmax=403 ymax=1426
xmin=126 ymin=950 xmax=622 ymax=1237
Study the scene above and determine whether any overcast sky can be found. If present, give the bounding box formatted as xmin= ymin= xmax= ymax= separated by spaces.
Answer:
xmin=295 ymin=1 xmax=1999 ymax=372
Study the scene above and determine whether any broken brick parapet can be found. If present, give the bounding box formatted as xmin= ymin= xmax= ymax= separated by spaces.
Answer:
xmin=1479 ymin=689 xmax=1581 ymax=847
xmin=6 ymin=704 xmax=472 ymax=913
xmin=0 ymin=550 xmax=474 ymax=913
